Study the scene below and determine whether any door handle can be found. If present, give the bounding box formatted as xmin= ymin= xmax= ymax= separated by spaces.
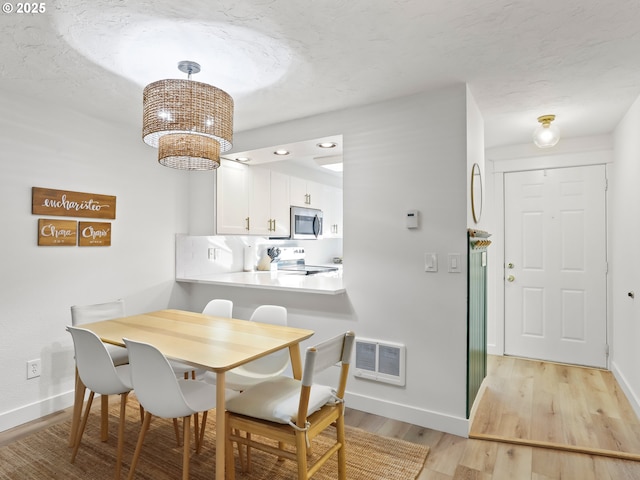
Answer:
xmin=507 ymin=263 xmax=515 ymax=269
xmin=507 ymin=275 xmax=515 ymax=282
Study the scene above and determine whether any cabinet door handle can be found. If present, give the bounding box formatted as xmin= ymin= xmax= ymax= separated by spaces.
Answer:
xmin=272 ymin=219 xmax=276 ymax=231
xmin=245 ymin=217 xmax=250 ymax=231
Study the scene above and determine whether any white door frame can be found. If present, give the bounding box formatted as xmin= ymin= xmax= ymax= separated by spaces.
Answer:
xmin=487 ymin=149 xmax=613 ymax=367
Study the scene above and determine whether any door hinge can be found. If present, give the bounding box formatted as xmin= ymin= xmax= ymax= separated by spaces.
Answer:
xmin=605 ymin=178 xmax=609 ymax=191
xmin=605 ymin=344 xmax=610 ymax=357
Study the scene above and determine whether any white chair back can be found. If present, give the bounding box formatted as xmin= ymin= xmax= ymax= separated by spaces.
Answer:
xmin=202 ymin=298 xmax=233 ymax=317
xmin=67 ymin=326 xmax=131 ymax=394
xmin=70 ymin=299 xmax=128 ymax=365
xmin=302 ymin=331 xmax=355 ymax=387
xmin=243 ymin=305 xmax=289 ymax=376
xmin=124 ymin=338 xmax=195 ymax=419
xmin=71 ymin=299 xmax=125 ymax=325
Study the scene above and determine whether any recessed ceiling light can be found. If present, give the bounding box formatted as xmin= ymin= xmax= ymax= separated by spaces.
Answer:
xmin=317 ymin=142 xmax=337 ymax=149
xmin=235 ymin=157 xmax=251 ymax=163
xmin=274 ymin=149 xmax=290 ymax=155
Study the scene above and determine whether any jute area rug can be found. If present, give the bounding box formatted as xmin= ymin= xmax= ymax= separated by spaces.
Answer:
xmin=0 ymin=397 xmax=429 ymax=479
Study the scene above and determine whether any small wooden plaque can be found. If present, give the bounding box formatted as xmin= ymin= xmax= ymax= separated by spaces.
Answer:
xmin=78 ymin=222 xmax=111 ymax=247
xmin=32 ymin=187 xmax=116 ymax=219
xmin=37 ymin=219 xmax=77 ymax=246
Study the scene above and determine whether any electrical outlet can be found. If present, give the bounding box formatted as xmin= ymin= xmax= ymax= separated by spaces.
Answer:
xmin=27 ymin=359 xmax=41 ymax=379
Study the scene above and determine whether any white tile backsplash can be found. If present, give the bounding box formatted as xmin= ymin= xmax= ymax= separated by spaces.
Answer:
xmin=176 ymin=234 xmax=343 ymax=278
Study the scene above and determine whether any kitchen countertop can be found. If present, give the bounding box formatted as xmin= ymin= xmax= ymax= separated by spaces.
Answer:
xmin=176 ymin=270 xmax=345 ymax=295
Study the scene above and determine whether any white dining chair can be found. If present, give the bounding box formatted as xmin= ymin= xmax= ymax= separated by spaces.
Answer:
xmin=224 ymin=331 xmax=356 ymax=480
xmin=67 ymin=326 xmax=133 ymax=480
xmin=201 ymin=298 xmax=233 ymax=317
xmin=69 ymin=299 xmax=128 ymax=446
xmin=204 ymin=305 xmax=290 ymax=391
xmin=68 ymin=299 xmax=200 ymax=448
xmin=124 ymin=338 xmax=222 ymax=480
xmin=71 ymin=299 xmax=128 ymax=364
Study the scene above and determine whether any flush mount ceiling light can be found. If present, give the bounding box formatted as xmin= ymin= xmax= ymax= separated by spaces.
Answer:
xmin=142 ymin=61 xmax=234 ymax=170
xmin=533 ymin=114 xmax=560 ymax=148
xmin=273 ymin=149 xmax=290 ymax=156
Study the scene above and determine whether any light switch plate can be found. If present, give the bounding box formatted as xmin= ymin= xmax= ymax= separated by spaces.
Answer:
xmin=448 ymin=253 xmax=461 ymax=273
xmin=424 ymin=253 xmax=438 ymax=272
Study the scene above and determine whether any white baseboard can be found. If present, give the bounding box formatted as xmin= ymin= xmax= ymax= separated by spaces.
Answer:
xmin=345 ymin=392 xmax=469 ymax=438
xmin=0 ymin=390 xmax=74 ymax=433
xmin=1 ymin=389 xmax=470 ymax=440
xmin=611 ymin=361 xmax=640 ymax=419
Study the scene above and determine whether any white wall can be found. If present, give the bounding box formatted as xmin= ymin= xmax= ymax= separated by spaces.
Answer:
xmin=180 ymin=85 xmax=472 ymax=436
xmin=0 ymin=93 xmax=191 ymax=431
xmin=610 ymin=95 xmax=640 ymax=416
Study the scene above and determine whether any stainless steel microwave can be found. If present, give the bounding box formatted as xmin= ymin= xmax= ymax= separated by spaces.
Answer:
xmin=290 ymin=206 xmax=323 ymax=239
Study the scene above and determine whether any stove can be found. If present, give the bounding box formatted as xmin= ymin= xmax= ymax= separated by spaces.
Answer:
xmin=269 ymin=247 xmax=339 ymax=275
xmin=278 ymin=264 xmax=339 ymax=275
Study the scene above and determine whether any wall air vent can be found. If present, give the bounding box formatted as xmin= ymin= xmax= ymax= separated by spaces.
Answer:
xmin=354 ymin=338 xmax=406 ymax=386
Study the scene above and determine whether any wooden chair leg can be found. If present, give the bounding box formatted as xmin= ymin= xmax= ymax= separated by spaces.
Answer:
xmin=69 ymin=370 xmax=85 ymax=447
xmin=336 ymin=415 xmax=347 ymax=480
xmin=101 ymin=394 xmax=110 ymax=442
xmin=173 ymin=418 xmax=181 ymax=446
xmin=193 ymin=412 xmax=200 ymax=452
xmin=225 ymin=412 xmax=236 ymax=480
xmin=71 ymin=391 xmax=95 ymax=463
xmin=182 ymin=416 xmax=191 ymax=480
xmin=246 ymin=432 xmax=252 ymax=472
xmin=114 ymin=392 xmax=128 ymax=480
xmin=197 ymin=411 xmax=208 ymax=454
xmin=127 ymin=411 xmax=152 ymax=480
xmin=295 ymin=430 xmax=308 ymax=480
xmin=237 ymin=429 xmax=245 ymax=472
xmin=139 ymin=405 xmax=145 ymax=423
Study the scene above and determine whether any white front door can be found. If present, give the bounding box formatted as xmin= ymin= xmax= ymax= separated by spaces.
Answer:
xmin=504 ymin=165 xmax=607 ymax=368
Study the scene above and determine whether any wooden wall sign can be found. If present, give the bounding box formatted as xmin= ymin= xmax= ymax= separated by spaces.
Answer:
xmin=78 ymin=222 xmax=111 ymax=247
xmin=37 ymin=219 xmax=77 ymax=246
xmin=32 ymin=187 xmax=116 ymax=219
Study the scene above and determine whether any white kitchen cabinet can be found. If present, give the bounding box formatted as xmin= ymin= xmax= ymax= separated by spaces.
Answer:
xmin=290 ymin=176 xmax=323 ymax=208
xmin=216 ymin=160 xmax=290 ymax=236
xmin=216 ymin=159 xmax=250 ymax=234
xmin=322 ymin=185 xmax=343 ymax=238
xmin=248 ymin=168 xmax=290 ymax=237
xmin=268 ymin=170 xmax=291 ymax=237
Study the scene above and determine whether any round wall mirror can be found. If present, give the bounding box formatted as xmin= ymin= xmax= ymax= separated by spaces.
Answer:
xmin=471 ymin=163 xmax=482 ymax=224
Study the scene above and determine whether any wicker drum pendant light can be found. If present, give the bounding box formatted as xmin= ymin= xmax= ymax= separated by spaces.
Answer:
xmin=142 ymin=61 xmax=233 ymax=170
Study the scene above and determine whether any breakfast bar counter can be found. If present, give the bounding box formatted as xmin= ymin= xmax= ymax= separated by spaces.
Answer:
xmin=176 ymin=270 xmax=345 ymax=295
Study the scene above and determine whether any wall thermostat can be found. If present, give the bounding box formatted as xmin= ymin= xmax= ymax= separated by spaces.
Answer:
xmin=406 ymin=210 xmax=419 ymax=229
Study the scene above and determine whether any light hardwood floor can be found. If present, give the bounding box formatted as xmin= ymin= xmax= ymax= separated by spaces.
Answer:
xmin=470 ymin=355 xmax=640 ymax=461
xmin=3 ymin=356 xmax=640 ymax=479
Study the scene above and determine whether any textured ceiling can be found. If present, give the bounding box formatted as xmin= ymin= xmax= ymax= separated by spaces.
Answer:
xmin=2 ymin=0 xmax=640 ymax=150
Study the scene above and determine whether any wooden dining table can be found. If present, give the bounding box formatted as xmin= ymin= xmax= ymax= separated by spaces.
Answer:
xmin=78 ymin=309 xmax=315 ymax=480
